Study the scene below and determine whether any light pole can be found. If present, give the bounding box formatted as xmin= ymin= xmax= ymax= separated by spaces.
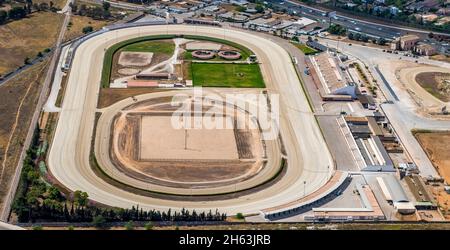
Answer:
xmin=303 ymin=181 xmax=307 ymax=198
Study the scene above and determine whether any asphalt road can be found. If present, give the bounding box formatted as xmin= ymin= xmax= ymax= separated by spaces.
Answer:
xmin=47 ymin=25 xmax=334 ymax=215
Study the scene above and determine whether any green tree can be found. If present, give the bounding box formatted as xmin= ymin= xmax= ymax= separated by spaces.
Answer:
xmin=73 ymin=190 xmax=89 ymax=207
xmin=92 ymin=215 xmax=107 ymax=229
xmin=328 ymin=24 xmax=347 ymax=36
xmin=144 ymin=222 xmax=153 ymax=230
xmin=102 ymin=1 xmax=110 ymax=11
xmin=26 ymin=170 xmax=39 ymax=183
xmin=8 ymin=7 xmax=27 ymax=20
xmin=377 ymin=38 xmax=387 ymax=45
xmin=255 ymin=4 xmax=264 ymax=13
xmin=82 ymin=26 xmax=93 ymax=34
xmin=0 ymin=10 xmax=6 ymax=24
xmin=124 ymin=220 xmax=134 ymax=230
xmin=236 ymin=213 xmax=244 ymax=220
xmin=47 ymin=186 xmax=61 ymax=201
xmin=235 ymin=6 xmax=245 ymax=12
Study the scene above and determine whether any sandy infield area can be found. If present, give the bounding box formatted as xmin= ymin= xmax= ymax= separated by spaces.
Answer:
xmin=118 ymin=51 xmax=153 ymax=67
xmin=139 ymin=115 xmax=239 ymax=160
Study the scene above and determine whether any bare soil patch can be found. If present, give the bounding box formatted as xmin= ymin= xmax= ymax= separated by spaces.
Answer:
xmin=416 ymin=72 xmax=450 ymax=102
xmin=118 ymin=52 xmax=153 ymax=67
xmin=117 ymin=68 xmax=140 ymax=75
xmin=415 ymin=131 xmax=450 ymax=219
xmin=97 ymin=88 xmax=168 ymax=109
xmin=139 ymin=115 xmax=239 ymax=160
xmin=415 ymin=132 xmax=450 ymax=184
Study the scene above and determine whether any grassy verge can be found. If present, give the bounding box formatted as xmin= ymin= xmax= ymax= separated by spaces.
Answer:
xmin=122 ymin=40 xmax=175 ymax=54
xmin=411 ymin=128 xmax=436 ymax=135
xmin=191 ymin=63 xmax=265 ymax=88
xmin=292 ymin=43 xmax=319 ymax=55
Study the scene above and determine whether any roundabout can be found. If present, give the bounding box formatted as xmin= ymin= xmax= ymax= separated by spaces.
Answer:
xmin=48 ymin=25 xmax=334 ymax=216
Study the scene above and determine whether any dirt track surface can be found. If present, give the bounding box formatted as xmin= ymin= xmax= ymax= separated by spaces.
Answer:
xmin=47 ymin=25 xmax=334 ymax=215
xmin=107 ymin=96 xmax=265 ymax=188
xmin=415 ymin=71 xmax=450 ymax=102
xmin=382 ymin=61 xmax=450 ymax=115
xmin=97 ymin=89 xmax=280 ymax=193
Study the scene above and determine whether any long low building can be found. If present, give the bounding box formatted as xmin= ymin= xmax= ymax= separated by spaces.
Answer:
xmin=376 ymin=175 xmax=416 ymax=215
xmin=306 ymin=183 xmax=385 ymax=222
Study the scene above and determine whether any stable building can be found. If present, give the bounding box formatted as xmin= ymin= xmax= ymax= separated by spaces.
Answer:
xmin=377 ymin=175 xmax=416 ymax=214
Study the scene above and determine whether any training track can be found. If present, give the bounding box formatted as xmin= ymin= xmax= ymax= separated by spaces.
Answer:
xmin=47 ymin=25 xmax=334 ymax=215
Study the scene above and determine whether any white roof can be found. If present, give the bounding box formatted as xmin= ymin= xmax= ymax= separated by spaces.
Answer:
xmin=293 ymin=17 xmax=316 ymax=27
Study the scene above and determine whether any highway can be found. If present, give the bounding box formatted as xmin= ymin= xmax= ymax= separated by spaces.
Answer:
xmin=47 ymin=24 xmax=334 ymax=215
xmin=268 ymin=0 xmax=450 ymax=40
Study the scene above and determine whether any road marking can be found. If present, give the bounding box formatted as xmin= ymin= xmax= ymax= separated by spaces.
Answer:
xmin=347 ymin=102 xmax=354 ymax=113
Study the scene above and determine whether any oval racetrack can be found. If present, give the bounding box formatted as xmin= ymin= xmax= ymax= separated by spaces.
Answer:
xmin=48 ymin=25 xmax=334 ymax=215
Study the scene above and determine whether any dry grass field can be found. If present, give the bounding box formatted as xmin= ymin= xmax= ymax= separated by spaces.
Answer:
xmin=64 ymin=15 xmax=110 ymax=42
xmin=33 ymin=0 xmax=67 ymax=9
xmin=0 ymin=11 xmax=63 ymax=75
xmin=0 ymin=59 xmax=49 ymax=208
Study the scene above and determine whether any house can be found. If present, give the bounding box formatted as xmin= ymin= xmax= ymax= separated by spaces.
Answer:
xmin=245 ymin=3 xmax=258 ymax=13
xmin=390 ymin=35 xmax=420 ymax=51
xmin=167 ymin=6 xmax=188 ymax=13
xmin=218 ymin=11 xmax=249 ymax=22
xmin=414 ymin=43 xmax=437 ymax=56
xmin=230 ymin=0 xmax=249 ymax=6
